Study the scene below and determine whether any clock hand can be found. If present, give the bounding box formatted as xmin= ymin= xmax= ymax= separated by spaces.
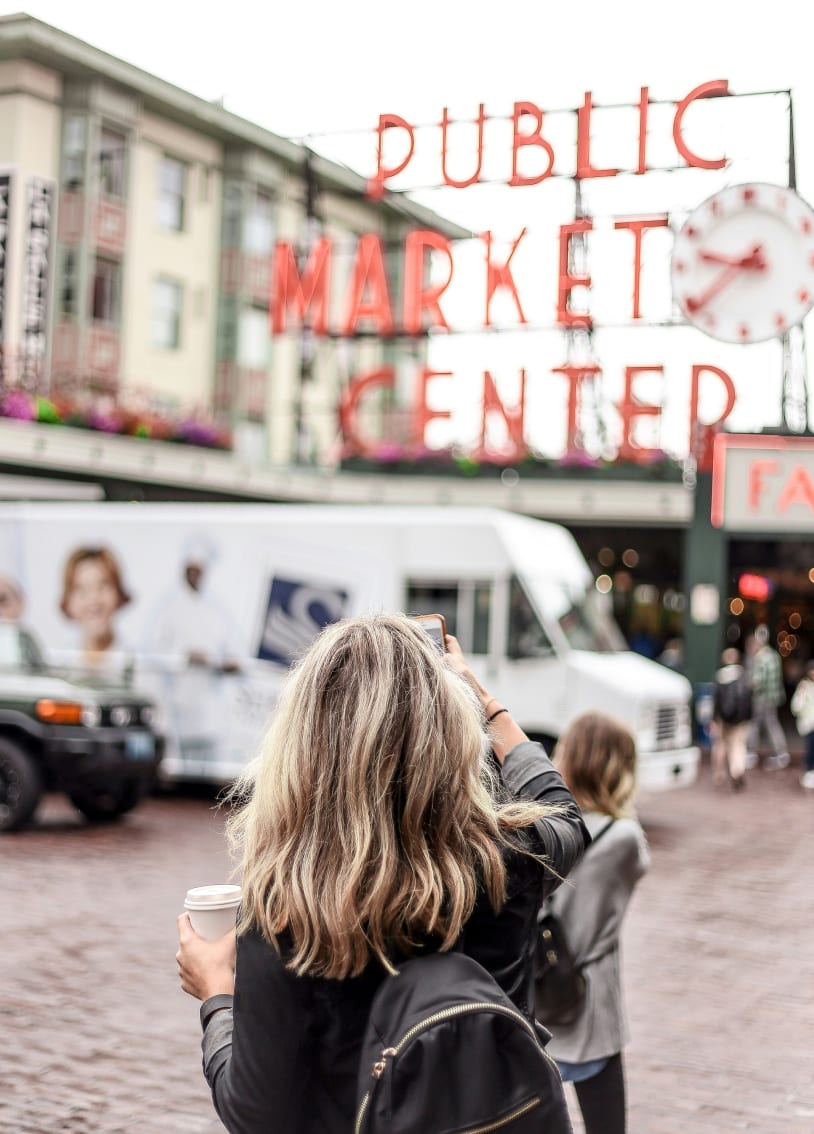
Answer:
xmin=699 ymin=247 xmax=766 ymax=268
xmin=685 ymin=244 xmax=767 ymax=314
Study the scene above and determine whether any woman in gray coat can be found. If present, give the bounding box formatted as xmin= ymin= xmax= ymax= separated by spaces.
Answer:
xmin=545 ymin=712 xmax=650 ymax=1134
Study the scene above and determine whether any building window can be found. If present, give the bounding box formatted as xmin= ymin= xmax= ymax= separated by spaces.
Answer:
xmin=157 ymin=156 xmax=186 ymax=231
xmin=91 ymin=256 xmax=122 ymax=324
xmin=60 ymin=250 xmax=78 ymax=318
xmin=237 ymin=306 xmax=269 ymax=369
xmin=243 ymin=189 xmax=274 ymax=255
xmin=98 ymin=125 xmax=127 ymax=198
xmin=222 ymin=181 xmax=242 ymax=246
xmin=62 ymin=115 xmax=86 ymax=191
xmin=150 ymin=278 xmax=183 ymax=349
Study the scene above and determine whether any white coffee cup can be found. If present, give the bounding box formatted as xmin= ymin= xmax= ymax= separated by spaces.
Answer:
xmin=184 ymin=884 xmax=242 ymax=940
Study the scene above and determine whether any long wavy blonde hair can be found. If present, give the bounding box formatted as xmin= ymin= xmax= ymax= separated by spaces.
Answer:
xmin=227 ymin=613 xmax=557 ymax=978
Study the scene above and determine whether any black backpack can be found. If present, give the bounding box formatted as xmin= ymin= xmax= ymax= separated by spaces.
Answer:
xmin=716 ymin=674 xmax=753 ymax=725
xmin=534 ymin=820 xmax=615 ymax=1028
xmin=355 ymin=950 xmax=572 ymax=1134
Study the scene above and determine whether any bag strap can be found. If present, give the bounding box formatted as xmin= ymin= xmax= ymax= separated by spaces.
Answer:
xmin=585 ymin=817 xmax=615 ymax=853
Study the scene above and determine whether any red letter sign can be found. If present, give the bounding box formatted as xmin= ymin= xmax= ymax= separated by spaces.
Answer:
xmin=270 ymin=238 xmax=332 ymax=335
xmin=672 ymin=80 xmax=728 ymax=170
xmin=576 ymin=92 xmax=618 ymax=180
xmin=338 ymin=367 xmax=396 ymax=456
xmin=483 ymin=229 xmax=528 ymax=327
xmin=557 ymin=220 xmax=593 ymax=328
xmin=341 ymin=234 xmax=394 ymax=336
xmin=441 ymin=104 xmax=486 ymax=189
xmin=614 ymin=217 xmax=669 ymax=319
xmin=367 ymin=114 xmax=415 ymax=199
xmin=509 ymin=101 xmax=555 ymax=187
xmin=403 ymin=230 xmax=454 ymax=334
xmin=617 ymin=365 xmax=663 ymax=461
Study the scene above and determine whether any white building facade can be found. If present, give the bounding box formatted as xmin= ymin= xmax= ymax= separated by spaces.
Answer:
xmin=0 ymin=13 xmax=464 ymax=470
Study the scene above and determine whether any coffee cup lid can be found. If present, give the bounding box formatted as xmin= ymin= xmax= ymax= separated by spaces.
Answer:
xmin=184 ymin=884 xmax=242 ymax=909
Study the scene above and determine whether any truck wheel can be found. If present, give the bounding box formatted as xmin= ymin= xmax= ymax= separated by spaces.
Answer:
xmin=0 ymin=738 xmax=43 ymax=832
xmin=69 ymin=781 xmax=146 ymax=823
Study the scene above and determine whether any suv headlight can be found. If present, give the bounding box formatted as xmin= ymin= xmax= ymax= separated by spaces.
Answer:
xmin=139 ymin=706 xmax=155 ymax=726
xmin=81 ymin=704 xmax=102 ymax=728
xmin=110 ymin=706 xmax=133 ymax=727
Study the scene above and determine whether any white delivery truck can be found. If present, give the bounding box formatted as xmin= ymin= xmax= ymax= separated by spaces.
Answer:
xmin=0 ymin=503 xmax=698 ymax=790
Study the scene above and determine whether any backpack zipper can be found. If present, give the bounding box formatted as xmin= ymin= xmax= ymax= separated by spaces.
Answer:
xmin=460 ymin=1096 xmax=541 ymax=1133
xmin=354 ymin=1001 xmax=558 ymax=1134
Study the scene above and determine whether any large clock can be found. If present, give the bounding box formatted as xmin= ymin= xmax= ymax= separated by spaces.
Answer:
xmin=671 ymin=182 xmax=814 ymax=343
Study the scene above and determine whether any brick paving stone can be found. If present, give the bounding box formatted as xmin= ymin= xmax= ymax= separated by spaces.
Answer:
xmin=1 ymin=760 xmax=812 ymax=1133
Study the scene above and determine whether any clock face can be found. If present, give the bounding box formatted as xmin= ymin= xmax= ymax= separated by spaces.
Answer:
xmin=671 ymin=183 xmax=814 ymax=344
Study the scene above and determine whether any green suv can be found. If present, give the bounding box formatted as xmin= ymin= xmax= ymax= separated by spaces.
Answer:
xmin=0 ymin=621 xmax=163 ymax=831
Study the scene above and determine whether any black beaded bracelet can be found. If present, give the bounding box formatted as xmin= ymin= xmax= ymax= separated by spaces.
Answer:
xmin=487 ymin=707 xmax=509 ymax=723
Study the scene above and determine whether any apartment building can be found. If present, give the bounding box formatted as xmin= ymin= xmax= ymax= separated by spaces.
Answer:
xmin=0 ymin=13 xmax=464 ymax=469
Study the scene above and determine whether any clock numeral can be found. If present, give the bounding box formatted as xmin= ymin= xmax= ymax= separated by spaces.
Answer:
xmin=738 ymin=324 xmax=751 ymax=340
xmin=801 ymin=219 xmax=812 ymax=236
xmin=775 ymin=313 xmax=786 ymax=330
xmin=742 ymin=186 xmax=756 ymax=203
xmin=799 ymin=289 xmax=810 ymax=303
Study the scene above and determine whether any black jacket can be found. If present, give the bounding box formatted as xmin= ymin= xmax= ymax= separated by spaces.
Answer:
xmin=199 ymin=741 xmax=588 ymax=1134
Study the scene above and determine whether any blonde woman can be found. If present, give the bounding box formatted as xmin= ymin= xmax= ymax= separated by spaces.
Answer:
xmin=176 ymin=613 xmax=588 ymax=1133
xmin=545 ymin=713 xmax=650 ymax=1134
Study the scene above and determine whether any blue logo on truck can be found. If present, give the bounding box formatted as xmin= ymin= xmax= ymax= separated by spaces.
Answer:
xmin=257 ymin=576 xmax=349 ymax=666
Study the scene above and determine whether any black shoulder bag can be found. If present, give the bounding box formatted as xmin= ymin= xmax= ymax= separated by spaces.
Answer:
xmin=534 ymin=818 xmax=615 ymax=1027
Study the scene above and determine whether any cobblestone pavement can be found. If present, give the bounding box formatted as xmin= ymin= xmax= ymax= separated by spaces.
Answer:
xmin=2 ymin=760 xmax=812 ymax=1134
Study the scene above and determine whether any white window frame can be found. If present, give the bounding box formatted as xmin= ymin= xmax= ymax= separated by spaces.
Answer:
xmin=150 ymin=277 xmax=183 ymax=350
xmin=157 ymin=155 xmax=186 ymax=231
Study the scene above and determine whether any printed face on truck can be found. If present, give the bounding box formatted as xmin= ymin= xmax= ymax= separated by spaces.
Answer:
xmin=60 ymin=548 xmax=131 ymax=650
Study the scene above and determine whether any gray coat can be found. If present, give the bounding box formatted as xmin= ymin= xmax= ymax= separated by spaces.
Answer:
xmin=544 ymin=809 xmax=649 ymax=1064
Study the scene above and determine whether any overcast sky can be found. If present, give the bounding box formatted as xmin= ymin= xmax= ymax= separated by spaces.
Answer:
xmin=5 ymin=0 xmax=814 ymax=458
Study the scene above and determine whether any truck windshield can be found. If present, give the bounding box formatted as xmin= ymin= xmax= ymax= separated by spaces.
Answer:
xmin=556 ymin=585 xmax=626 ymax=653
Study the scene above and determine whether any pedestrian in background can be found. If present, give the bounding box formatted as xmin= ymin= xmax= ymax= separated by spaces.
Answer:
xmin=544 ymin=712 xmax=650 ymax=1134
xmin=175 ymin=614 xmax=588 ymax=1134
xmin=790 ymin=659 xmax=814 ymax=791
xmin=745 ymin=625 xmax=790 ymax=770
xmin=710 ymin=647 xmax=752 ymax=789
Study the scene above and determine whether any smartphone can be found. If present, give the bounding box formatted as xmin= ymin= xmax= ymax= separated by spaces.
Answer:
xmin=412 ymin=613 xmax=447 ymax=652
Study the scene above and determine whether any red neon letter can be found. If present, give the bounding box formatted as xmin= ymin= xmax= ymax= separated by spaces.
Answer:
xmin=551 ymin=363 xmax=601 ymax=455
xmin=614 ymin=216 xmax=669 ymax=319
xmin=617 ymin=365 xmax=663 ymax=462
xmin=482 ymin=229 xmax=528 ymax=327
xmin=576 ymin=92 xmax=618 ymax=180
xmin=441 ymin=104 xmax=486 ymax=189
xmin=689 ymin=364 xmax=736 ymax=454
xmin=269 ymin=238 xmax=332 ymax=335
xmin=367 ymin=114 xmax=415 ymax=199
xmin=509 ymin=101 xmax=555 ymax=187
xmin=777 ymin=465 xmax=814 ymax=513
xmin=557 ymin=220 xmax=593 ymax=328
xmin=338 ymin=367 xmax=396 ymax=456
xmin=748 ymin=460 xmax=780 ymax=511
xmin=637 ymin=87 xmax=649 ymax=174
xmin=341 ymin=234 xmax=394 ymax=336
xmin=672 ymin=80 xmax=728 ymax=170
xmin=413 ymin=367 xmax=452 ymax=446
xmin=474 ymin=370 xmax=528 ymax=460
xmin=403 ymin=230 xmax=453 ymax=334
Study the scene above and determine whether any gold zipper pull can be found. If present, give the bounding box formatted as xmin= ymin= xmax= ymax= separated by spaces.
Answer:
xmin=372 ymin=1046 xmax=397 ymax=1079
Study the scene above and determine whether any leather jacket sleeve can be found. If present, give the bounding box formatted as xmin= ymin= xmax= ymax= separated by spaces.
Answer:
xmin=501 ymin=740 xmax=591 ymax=889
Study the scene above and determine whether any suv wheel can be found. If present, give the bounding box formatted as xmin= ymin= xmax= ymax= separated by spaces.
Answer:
xmin=69 ymin=781 xmax=146 ymax=823
xmin=0 ymin=738 xmax=43 ymax=832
